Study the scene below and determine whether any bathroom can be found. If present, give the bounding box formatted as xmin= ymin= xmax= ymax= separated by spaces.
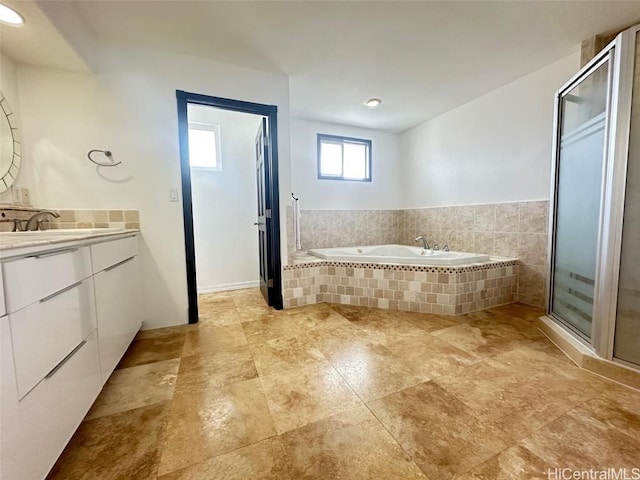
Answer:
xmin=1 ymin=1 xmax=639 ymax=479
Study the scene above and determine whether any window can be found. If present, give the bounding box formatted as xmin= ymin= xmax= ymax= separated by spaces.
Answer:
xmin=188 ymin=122 xmax=221 ymax=170
xmin=317 ymin=134 xmax=371 ymax=181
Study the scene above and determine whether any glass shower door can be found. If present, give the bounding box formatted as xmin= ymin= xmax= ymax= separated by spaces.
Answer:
xmin=550 ymin=58 xmax=611 ymax=341
xmin=613 ymin=31 xmax=640 ymax=366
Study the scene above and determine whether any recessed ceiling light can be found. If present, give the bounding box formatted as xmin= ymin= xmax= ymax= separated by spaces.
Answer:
xmin=364 ymin=98 xmax=382 ymax=108
xmin=0 ymin=3 xmax=24 ymax=26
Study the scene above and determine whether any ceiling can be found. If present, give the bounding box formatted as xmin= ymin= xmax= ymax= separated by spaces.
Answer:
xmin=2 ymin=1 xmax=640 ymax=132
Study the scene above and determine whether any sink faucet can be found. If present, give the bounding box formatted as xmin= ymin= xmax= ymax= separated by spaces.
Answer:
xmin=26 ymin=210 xmax=60 ymax=231
xmin=414 ymin=236 xmax=430 ymax=250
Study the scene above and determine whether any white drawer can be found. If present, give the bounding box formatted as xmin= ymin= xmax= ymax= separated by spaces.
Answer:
xmin=2 ymin=246 xmax=92 ymax=314
xmin=0 ymin=329 xmax=102 ymax=480
xmin=9 ymin=277 xmax=97 ymax=398
xmin=91 ymin=235 xmax=138 ymax=273
xmin=95 ymin=256 xmax=142 ymax=382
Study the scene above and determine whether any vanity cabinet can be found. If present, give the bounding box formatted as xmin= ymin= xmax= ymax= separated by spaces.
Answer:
xmin=0 ymin=233 xmax=142 ymax=480
xmin=92 ymin=236 xmax=141 ymax=382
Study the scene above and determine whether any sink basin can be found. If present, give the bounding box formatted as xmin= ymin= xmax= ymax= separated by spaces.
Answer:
xmin=1 ymin=228 xmax=125 ymax=237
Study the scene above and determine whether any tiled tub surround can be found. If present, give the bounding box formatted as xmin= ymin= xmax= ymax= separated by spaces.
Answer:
xmin=299 ymin=209 xmax=400 ymax=251
xmin=294 ymin=201 xmax=548 ymax=307
xmin=0 ymin=206 xmax=140 ymax=232
xmin=283 ymin=259 xmax=518 ymax=315
xmin=399 ymin=201 xmax=549 ymax=307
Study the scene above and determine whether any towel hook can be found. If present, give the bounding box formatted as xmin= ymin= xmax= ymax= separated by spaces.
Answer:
xmin=291 ymin=193 xmax=299 ymax=201
xmin=87 ymin=149 xmax=121 ymax=167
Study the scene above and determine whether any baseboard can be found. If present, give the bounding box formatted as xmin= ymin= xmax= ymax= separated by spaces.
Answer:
xmin=538 ymin=315 xmax=640 ymax=390
xmin=197 ymin=281 xmax=259 ymax=294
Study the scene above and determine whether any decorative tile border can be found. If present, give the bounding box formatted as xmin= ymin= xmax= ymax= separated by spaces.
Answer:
xmin=283 ymin=258 xmax=518 ymax=315
xmin=284 ymin=258 xmax=518 ymax=274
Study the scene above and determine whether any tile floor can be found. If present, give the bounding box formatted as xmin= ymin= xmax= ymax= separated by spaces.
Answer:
xmin=48 ymin=288 xmax=640 ymax=479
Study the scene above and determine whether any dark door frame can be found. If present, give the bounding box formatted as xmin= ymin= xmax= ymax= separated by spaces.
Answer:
xmin=176 ymin=90 xmax=283 ymax=324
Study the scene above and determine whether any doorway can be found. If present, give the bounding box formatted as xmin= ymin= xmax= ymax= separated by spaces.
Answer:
xmin=176 ymin=91 xmax=283 ymax=324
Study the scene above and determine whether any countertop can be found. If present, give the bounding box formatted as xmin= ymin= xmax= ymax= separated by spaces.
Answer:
xmin=0 ymin=229 xmax=140 ymax=259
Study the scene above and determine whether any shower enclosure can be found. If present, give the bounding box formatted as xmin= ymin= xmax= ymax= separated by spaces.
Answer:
xmin=548 ymin=25 xmax=640 ymax=370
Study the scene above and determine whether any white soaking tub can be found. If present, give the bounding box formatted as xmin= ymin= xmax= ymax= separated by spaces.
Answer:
xmin=307 ymin=245 xmax=490 ymax=266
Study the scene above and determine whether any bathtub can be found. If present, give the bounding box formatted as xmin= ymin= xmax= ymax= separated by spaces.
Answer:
xmin=307 ymin=244 xmax=490 ymax=266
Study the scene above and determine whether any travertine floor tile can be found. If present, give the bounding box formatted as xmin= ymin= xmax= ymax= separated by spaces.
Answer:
xmin=289 ymin=313 xmax=354 ymax=337
xmin=198 ymin=308 xmax=245 ymax=326
xmin=430 ymin=323 xmax=517 ymax=359
xmin=242 ymin=315 xmax=317 ymax=344
xmin=321 ymin=340 xmax=431 ymax=401
xmin=259 ymin=363 xmax=363 ymax=434
xmin=117 ymin=333 xmax=186 ymax=369
xmin=521 ymin=407 xmax=640 ymax=470
xmin=48 ymin=402 xmax=170 ymax=479
xmin=158 ymin=378 xmax=276 ymax=476
xmin=453 ymin=444 xmax=548 ymax=480
xmin=174 ymin=346 xmax=257 ymax=393
xmin=368 ymin=381 xmax=510 ymax=480
xmin=578 ymin=393 xmax=640 ymax=442
xmin=434 ymin=358 xmax=576 ymax=440
xmin=385 ymin=330 xmax=481 ymax=379
xmin=333 ymin=305 xmax=444 ymax=341
xmin=182 ymin=323 xmax=247 ymax=356
xmin=279 ymin=405 xmax=427 ymax=479
xmin=47 ymin=290 xmax=640 ymax=480
xmin=157 ymin=437 xmax=292 ymax=480
xmin=135 ymin=324 xmax=195 ymax=340
xmin=249 ymin=335 xmax=329 ymax=377
xmin=198 ymin=296 xmax=236 ymax=313
xmin=86 ymin=359 xmax=180 ymax=420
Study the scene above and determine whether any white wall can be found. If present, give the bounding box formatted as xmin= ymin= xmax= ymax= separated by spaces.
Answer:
xmin=0 ymin=53 xmax=25 ymax=204
xmin=188 ymin=106 xmax=261 ymax=291
xmin=291 ymin=118 xmax=402 ymax=210
xmin=400 ymin=52 xmax=580 ymax=208
xmin=14 ymin=46 xmax=290 ymax=328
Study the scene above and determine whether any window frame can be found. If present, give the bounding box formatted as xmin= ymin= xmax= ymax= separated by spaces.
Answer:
xmin=316 ymin=133 xmax=372 ymax=182
xmin=188 ymin=121 xmax=222 ymax=171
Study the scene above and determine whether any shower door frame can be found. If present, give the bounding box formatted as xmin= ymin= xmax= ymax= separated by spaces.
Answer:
xmin=547 ymin=26 xmax=637 ymax=362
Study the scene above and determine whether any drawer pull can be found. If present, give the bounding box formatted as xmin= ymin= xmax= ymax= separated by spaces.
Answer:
xmin=31 ymin=247 xmax=79 ymax=259
xmin=104 ymin=256 xmax=135 ymax=272
xmin=44 ymin=340 xmax=87 ymax=380
xmin=39 ymin=281 xmax=83 ymax=303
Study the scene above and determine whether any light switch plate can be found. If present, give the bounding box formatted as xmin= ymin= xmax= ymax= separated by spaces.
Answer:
xmin=169 ymin=187 xmax=179 ymax=202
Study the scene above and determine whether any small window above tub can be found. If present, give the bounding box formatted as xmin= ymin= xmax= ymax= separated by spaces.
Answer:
xmin=317 ymin=134 xmax=371 ymax=181
xmin=188 ymin=122 xmax=221 ymax=170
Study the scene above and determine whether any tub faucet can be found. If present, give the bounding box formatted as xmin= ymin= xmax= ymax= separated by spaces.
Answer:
xmin=26 ymin=210 xmax=60 ymax=231
xmin=415 ymin=236 xmax=430 ymax=250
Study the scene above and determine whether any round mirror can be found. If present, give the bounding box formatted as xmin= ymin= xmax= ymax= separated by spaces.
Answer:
xmin=0 ymin=92 xmax=21 ymax=193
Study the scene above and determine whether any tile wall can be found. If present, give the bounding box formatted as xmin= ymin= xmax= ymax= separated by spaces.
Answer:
xmin=290 ymin=201 xmax=549 ymax=307
xmin=49 ymin=209 xmax=141 ymax=230
xmin=0 ymin=206 xmax=141 ymax=232
xmin=286 ymin=205 xmax=295 ymax=264
xmin=283 ymin=259 xmax=518 ymax=315
xmin=399 ymin=201 xmax=549 ymax=307
xmin=298 ymin=209 xmax=399 ymax=250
